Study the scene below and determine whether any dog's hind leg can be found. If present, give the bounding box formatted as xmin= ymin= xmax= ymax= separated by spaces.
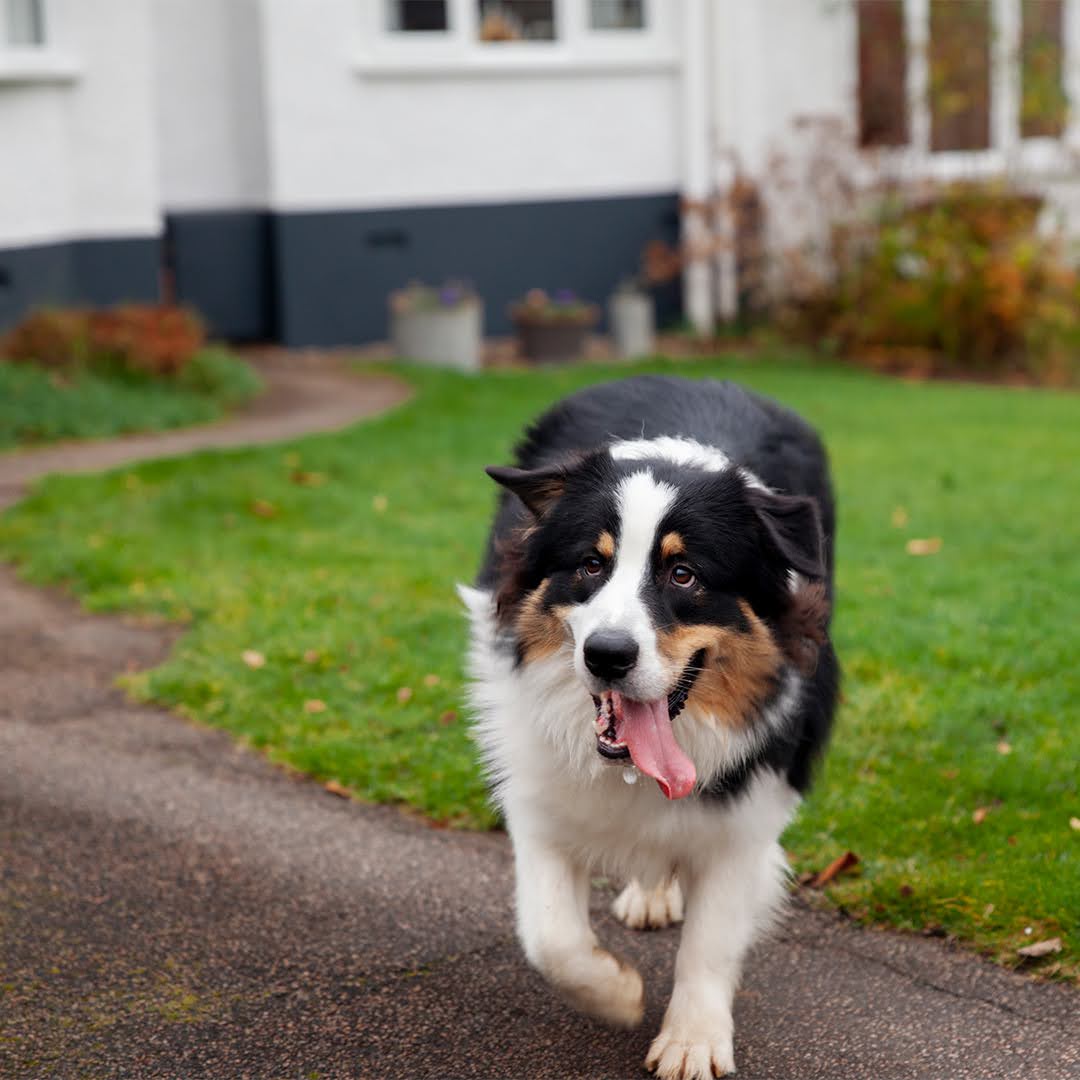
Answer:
xmin=512 ymin=830 xmax=644 ymax=1029
xmin=612 ymin=877 xmax=683 ymax=930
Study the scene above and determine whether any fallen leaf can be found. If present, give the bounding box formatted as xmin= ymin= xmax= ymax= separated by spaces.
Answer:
xmin=972 ymin=806 xmax=989 ymax=825
xmin=290 ymin=470 xmax=327 ymax=487
xmin=242 ymin=649 xmax=266 ymax=669
xmin=1017 ymin=937 xmax=1062 ymax=959
xmin=283 ymin=452 xmax=301 ymax=468
xmin=900 ymin=884 xmax=913 ymax=897
xmin=303 ymin=699 xmax=327 ymax=714
xmin=996 ymin=741 xmax=1012 ymax=755
xmin=891 ymin=506 xmax=909 ymax=528
xmin=906 ymin=537 xmax=942 ymax=556
xmin=250 ymin=499 xmax=278 ymax=519
xmin=323 ymin=780 xmax=350 ymax=799
xmin=438 ymin=709 xmax=457 ymax=726
xmin=372 ymin=494 xmax=389 ymax=513
xmin=808 ymin=851 xmax=859 ymax=888
xmin=983 ymin=903 xmax=995 ymax=917
xmin=1069 ymin=817 xmax=1080 ymax=832
xmin=303 ymin=649 xmax=320 ymax=664
xmin=396 ymin=686 xmax=413 ymax=704
xmin=423 ymin=673 xmax=441 ymax=688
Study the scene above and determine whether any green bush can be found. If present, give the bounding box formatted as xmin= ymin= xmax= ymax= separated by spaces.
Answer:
xmin=177 ymin=347 xmax=264 ymax=406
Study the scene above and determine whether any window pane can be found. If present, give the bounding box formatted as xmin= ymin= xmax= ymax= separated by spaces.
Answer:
xmin=6 ymin=0 xmax=45 ymax=45
xmin=1021 ymin=0 xmax=1066 ymax=137
xmin=929 ymin=0 xmax=992 ymax=151
xmin=388 ymin=0 xmax=448 ymax=32
xmin=478 ymin=1 xmax=555 ymax=42
xmin=590 ymin=0 xmax=645 ymax=30
xmin=857 ymin=0 xmax=909 ymax=147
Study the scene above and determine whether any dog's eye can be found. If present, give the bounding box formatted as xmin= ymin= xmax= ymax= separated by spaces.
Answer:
xmin=582 ymin=555 xmax=604 ymax=576
xmin=670 ymin=565 xmax=696 ymax=588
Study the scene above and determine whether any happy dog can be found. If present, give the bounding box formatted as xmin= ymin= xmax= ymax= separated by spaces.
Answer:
xmin=461 ymin=374 xmax=838 ymax=1079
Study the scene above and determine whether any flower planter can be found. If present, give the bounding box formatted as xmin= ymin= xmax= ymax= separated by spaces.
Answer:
xmin=514 ymin=320 xmax=593 ymax=364
xmin=390 ymin=300 xmax=482 ymax=372
xmin=609 ymin=289 xmax=655 ymax=359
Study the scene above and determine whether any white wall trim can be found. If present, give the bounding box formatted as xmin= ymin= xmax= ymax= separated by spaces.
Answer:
xmin=353 ymin=52 xmax=677 ymax=78
xmin=0 ymin=48 xmax=79 ymax=82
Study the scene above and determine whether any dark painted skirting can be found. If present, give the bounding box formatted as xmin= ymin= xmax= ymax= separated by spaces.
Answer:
xmin=271 ymin=193 xmax=682 ymax=347
xmin=164 ymin=211 xmax=276 ymax=342
xmin=0 ymin=236 xmax=160 ymax=332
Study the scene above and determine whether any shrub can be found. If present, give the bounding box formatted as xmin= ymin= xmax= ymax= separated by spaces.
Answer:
xmin=176 ymin=347 xmax=263 ymax=405
xmin=2 ymin=304 xmax=207 ymax=378
xmin=798 ymin=182 xmax=1080 ymax=385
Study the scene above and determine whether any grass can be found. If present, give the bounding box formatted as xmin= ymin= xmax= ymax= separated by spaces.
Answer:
xmin=0 ymin=352 xmax=1076 ymax=978
xmin=0 ymin=348 xmax=262 ymax=449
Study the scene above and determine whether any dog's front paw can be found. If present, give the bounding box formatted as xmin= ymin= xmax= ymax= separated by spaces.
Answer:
xmin=542 ymin=945 xmax=644 ymax=1028
xmin=612 ymin=878 xmax=683 ymax=930
xmin=645 ymin=1021 xmax=735 ymax=1079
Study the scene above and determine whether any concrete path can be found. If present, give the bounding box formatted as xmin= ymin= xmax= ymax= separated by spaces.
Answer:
xmin=1 ymin=359 xmax=1077 ymax=1079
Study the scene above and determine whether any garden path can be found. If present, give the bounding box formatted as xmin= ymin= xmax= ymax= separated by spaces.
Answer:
xmin=0 ymin=356 xmax=1076 ymax=1079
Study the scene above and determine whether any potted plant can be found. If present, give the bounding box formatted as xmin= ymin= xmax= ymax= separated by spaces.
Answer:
xmin=389 ymin=281 xmax=482 ymax=371
xmin=510 ymin=289 xmax=599 ymax=364
xmin=608 ymin=278 xmax=656 ymax=359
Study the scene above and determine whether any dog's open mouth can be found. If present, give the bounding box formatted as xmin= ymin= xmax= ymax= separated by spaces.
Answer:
xmin=591 ymin=650 xmax=705 ymax=801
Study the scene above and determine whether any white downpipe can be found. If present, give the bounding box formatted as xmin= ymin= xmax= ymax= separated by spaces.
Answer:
xmin=680 ymin=0 xmax=713 ymax=334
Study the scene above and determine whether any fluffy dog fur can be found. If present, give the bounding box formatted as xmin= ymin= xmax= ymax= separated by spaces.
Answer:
xmin=461 ymin=375 xmax=839 ymax=1078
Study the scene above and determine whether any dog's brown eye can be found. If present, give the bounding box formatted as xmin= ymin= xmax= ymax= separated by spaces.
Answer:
xmin=670 ymin=565 xmax=696 ymax=588
xmin=582 ymin=555 xmax=604 ymax=576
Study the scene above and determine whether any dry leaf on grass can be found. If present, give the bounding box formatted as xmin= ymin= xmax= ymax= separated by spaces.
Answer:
xmin=250 ymin=499 xmax=278 ymax=519
xmin=242 ymin=649 xmax=266 ymax=669
xmin=996 ymin=741 xmax=1012 ymax=755
xmin=323 ymin=780 xmax=351 ymax=799
xmin=423 ymin=673 xmax=441 ymax=688
xmin=808 ymin=851 xmax=859 ymax=888
xmin=972 ymin=806 xmax=989 ymax=825
xmin=1070 ymin=817 xmax=1080 ymax=832
xmin=303 ymin=699 xmax=327 ymax=714
xmin=438 ymin=709 xmax=458 ymax=726
xmin=906 ymin=537 xmax=942 ymax=556
xmin=290 ymin=470 xmax=327 ymax=487
xmin=396 ymin=686 xmax=413 ymax=704
xmin=372 ymin=494 xmax=388 ymax=512
xmin=891 ymin=506 xmax=909 ymax=528
xmin=303 ymin=649 xmax=320 ymax=664
xmin=1017 ymin=937 xmax=1062 ymax=959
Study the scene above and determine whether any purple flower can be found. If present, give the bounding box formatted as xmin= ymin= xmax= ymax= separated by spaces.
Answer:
xmin=553 ymin=288 xmax=577 ymax=305
xmin=439 ymin=285 xmax=464 ymax=306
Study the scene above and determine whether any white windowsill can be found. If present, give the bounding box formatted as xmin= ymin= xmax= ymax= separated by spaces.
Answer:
xmin=0 ymin=49 xmax=80 ymax=84
xmin=353 ymin=51 xmax=679 ymax=79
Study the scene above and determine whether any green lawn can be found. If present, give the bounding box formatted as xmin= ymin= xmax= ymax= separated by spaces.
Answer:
xmin=1 ymin=353 xmax=1076 ymax=978
xmin=0 ymin=349 xmax=262 ymax=449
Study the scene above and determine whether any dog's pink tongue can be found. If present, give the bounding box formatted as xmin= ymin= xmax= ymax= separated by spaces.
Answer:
xmin=615 ymin=694 xmax=696 ymax=800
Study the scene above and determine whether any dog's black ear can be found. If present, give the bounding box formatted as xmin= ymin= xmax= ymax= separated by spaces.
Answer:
xmin=485 ymin=463 xmax=570 ymax=518
xmin=746 ymin=487 xmax=825 ymax=580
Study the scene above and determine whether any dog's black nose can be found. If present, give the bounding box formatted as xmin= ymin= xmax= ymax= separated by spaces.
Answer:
xmin=583 ymin=630 xmax=639 ymax=681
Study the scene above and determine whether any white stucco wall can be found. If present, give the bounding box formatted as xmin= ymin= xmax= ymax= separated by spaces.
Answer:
xmin=0 ymin=0 xmax=160 ymax=248
xmin=153 ymin=0 xmax=269 ymax=210
xmin=257 ymin=0 xmax=683 ymax=212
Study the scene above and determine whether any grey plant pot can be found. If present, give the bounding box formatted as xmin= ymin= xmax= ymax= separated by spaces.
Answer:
xmin=609 ymin=290 xmax=655 ymax=359
xmin=514 ymin=319 xmax=594 ymax=364
xmin=390 ymin=302 xmax=483 ymax=372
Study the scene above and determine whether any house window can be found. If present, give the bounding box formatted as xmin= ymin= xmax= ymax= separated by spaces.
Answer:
xmin=1020 ymin=0 xmax=1066 ymax=137
xmin=477 ymin=1 xmax=555 ymax=41
xmin=857 ymin=0 xmax=909 ymax=147
xmin=928 ymin=0 xmax=992 ymax=151
xmin=5 ymin=0 xmax=46 ymax=45
xmin=590 ymin=0 xmax=645 ymax=30
xmin=387 ymin=0 xmax=448 ymax=32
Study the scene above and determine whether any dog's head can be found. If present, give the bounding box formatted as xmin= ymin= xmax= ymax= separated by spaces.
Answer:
xmin=486 ymin=437 xmax=830 ymax=800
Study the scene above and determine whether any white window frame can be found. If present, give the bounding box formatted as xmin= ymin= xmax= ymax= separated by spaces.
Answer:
xmin=871 ymin=0 xmax=1080 ymax=180
xmin=0 ymin=0 xmax=79 ymax=84
xmin=355 ymin=0 xmax=675 ymax=78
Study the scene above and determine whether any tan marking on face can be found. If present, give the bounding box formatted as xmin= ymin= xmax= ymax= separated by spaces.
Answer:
xmin=656 ymin=602 xmax=783 ymax=729
xmin=660 ymin=532 xmax=686 ymax=560
xmin=596 ymin=530 xmax=616 ymax=559
xmin=516 ymin=579 xmax=570 ymax=662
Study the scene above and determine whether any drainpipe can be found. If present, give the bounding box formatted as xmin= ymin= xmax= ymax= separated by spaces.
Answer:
xmin=680 ymin=0 xmax=713 ymax=334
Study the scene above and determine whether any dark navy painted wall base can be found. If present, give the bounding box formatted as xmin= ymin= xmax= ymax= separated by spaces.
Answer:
xmin=165 ymin=211 xmax=275 ymax=342
xmin=272 ymin=192 xmax=682 ymax=347
xmin=0 ymin=236 xmax=160 ymax=331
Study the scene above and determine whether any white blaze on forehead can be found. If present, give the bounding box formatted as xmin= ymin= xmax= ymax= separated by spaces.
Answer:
xmin=568 ymin=469 xmax=676 ymax=701
xmin=610 ymin=435 xmax=768 ymax=491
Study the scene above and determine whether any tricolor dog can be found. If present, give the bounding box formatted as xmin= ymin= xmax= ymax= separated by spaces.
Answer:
xmin=461 ymin=375 xmax=838 ymax=1079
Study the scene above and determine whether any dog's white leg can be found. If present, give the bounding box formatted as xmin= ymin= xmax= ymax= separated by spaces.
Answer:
xmin=513 ymin=829 xmax=644 ymax=1028
xmin=645 ymin=841 xmax=787 ymax=1079
xmin=612 ymin=876 xmax=683 ymax=930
